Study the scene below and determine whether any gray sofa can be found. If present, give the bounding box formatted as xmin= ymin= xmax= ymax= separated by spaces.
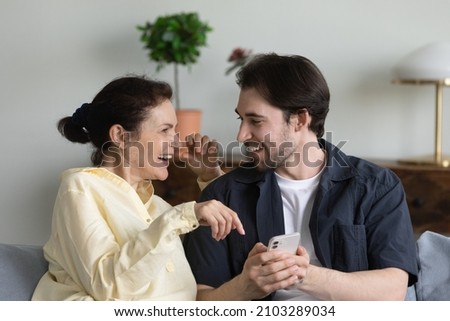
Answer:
xmin=0 ymin=243 xmax=48 ymax=300
xmin=0 ymin=231 xmax=449 ymax=301
xmin=405 ymin=230 xmax=450 ymax=300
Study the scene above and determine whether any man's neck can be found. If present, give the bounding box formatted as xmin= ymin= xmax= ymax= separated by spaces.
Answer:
xmin=275 ymin=143 xmax=326 ymax=180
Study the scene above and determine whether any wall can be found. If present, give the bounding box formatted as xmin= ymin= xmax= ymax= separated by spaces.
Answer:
xmin=1 ymin=0 xmax=450 ymax=245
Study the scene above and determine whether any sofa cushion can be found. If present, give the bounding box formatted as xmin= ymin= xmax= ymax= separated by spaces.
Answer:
xmin=0 ymin=243 xmax=48 ymax=300
xmin=412 ymin=231 xmax=450 ymax=300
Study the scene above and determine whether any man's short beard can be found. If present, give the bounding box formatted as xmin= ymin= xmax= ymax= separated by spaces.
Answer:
xmin=248 ymin=142 xmax=297 ymax=171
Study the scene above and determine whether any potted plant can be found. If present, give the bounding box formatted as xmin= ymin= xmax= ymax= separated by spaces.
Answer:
xmin=137 ymin=12 xmax=212 ymax=139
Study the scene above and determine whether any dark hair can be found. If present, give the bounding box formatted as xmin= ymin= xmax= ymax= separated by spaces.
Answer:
xmin=236 ymin=53 xmax=330 ymax=138
xmin=57 ymin=75 xmax=172 ymax=166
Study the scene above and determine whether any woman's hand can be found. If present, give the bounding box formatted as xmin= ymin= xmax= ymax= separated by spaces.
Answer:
xmin=178 ymin=133 xmax=224 ymax=182
xmin=194 ymin=200 xmax=245 ymax=240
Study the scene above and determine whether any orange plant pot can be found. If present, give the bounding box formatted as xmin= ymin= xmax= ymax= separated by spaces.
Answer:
xmin=175 ymin=109 xmax=202 ymax=141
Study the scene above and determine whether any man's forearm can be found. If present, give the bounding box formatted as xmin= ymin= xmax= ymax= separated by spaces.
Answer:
xmin=299 ymin=266 xmax=408 ymax=300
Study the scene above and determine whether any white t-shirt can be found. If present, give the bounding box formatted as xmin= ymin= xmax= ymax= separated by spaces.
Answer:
xmin=273 ymin=166 xmax=324 ymax=301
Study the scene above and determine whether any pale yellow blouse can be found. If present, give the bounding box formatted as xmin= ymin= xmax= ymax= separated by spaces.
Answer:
xmin=32 ymin=167 xmax=199 ymax=301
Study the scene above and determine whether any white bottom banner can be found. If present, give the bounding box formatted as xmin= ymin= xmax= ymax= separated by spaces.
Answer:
xmin=1 ymin=301 xmax=447 ymax=320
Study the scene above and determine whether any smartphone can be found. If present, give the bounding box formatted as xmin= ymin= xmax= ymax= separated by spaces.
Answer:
xmin=267 ymin=232 xmax=300 ymax=254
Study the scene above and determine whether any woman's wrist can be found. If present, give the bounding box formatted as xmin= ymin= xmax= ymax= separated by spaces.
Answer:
xmin=198 ymin=166 xmax=224 ymax=182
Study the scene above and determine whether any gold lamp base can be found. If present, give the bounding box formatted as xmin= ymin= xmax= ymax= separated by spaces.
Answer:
xmin=393 ymin=78 xmax=450 ymax=169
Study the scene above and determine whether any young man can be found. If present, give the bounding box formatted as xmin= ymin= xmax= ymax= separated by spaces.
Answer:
xmin=183 ymin=53 xmax=418 ymax=300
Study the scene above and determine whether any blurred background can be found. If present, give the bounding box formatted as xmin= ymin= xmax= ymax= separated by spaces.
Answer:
xmin=1 ymin=0 xmax=449 ymax=245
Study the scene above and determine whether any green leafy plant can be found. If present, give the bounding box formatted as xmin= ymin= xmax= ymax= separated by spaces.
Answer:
xmin=137 ymin=12 xmax=213 ymax=109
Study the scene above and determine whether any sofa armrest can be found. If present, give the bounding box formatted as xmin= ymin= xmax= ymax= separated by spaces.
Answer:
xmin=412 ymin=231 xmax=450 ymax=300
xmin=0 ymin=243 xmax=48 ymax=300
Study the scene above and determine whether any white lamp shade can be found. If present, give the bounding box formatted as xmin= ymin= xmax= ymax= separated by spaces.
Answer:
xmin=393 ymin=42 xmax=450 ymax=80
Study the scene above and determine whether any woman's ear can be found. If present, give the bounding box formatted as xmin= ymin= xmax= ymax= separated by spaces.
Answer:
xmin=109 ymin=124 xmax=125 ymax=148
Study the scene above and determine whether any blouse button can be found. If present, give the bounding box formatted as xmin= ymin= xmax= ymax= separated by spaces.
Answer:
xmin=166 ymin=261 xmax=175 ymax=272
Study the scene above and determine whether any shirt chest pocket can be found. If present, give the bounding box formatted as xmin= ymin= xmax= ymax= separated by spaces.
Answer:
xmin=332 ymin=224 xmax=368 ymax=272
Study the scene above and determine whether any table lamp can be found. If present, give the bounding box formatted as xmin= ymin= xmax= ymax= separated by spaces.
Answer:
xmin=392 ymin=42 xmax=450 ymax=167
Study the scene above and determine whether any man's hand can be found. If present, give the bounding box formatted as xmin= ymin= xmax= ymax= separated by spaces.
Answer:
xmin=234 ymin=243 xmax=309 ymax=300
xmin=196 ymin=243 xmax=310 ymax=301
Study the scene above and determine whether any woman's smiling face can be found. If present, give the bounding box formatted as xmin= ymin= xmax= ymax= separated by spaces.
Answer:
xmin=124 ymin=99 xmax=177 ymax=182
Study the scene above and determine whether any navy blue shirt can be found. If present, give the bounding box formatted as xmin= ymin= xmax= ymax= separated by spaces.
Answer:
xmin=183 ymin=140 xmax=418 ymax=298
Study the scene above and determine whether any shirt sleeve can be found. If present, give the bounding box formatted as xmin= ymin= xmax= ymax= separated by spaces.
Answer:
xmin=49 ymin=187 xmax=198 ymax=300
xmin=365 ymin=172 xmax=418 ymax=286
